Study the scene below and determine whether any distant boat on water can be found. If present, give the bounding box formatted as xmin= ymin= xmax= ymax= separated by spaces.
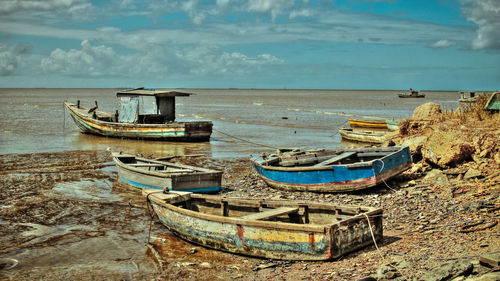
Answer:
xmin=458 ymin=91 xmax=480 ymax=104
xmin=398 ymin=88 xmax=425 ymax=98
xmin=64 ymin=88 xmax=213 ymax=141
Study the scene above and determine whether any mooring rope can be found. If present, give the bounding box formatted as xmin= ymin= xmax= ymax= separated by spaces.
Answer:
xmin=213 ymin=128 xmax=279 ymax=149
xmin=364 ymin=213 xmax=410 ymax=280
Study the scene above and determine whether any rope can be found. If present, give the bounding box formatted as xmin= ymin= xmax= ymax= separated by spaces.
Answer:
xmin=364 ymin=213 xmax=409 ymax=280
xmin=213 ymin=128 xmax=279 ymax=149
xmin=375 ymin=158 xmax=398 ymax=192
xmin=145 ymin=191 xmax=164 ymax=244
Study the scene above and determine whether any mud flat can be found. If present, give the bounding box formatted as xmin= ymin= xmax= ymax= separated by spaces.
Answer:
xmin=0 ymin=143 xmax=498 ymax=280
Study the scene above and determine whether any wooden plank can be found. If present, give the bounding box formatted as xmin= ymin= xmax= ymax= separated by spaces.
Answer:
xmin=240 ymin=207 xmax=299 ymax=220
xmin=130 ymin=163 xmax=165 ymax=167
xmin=357 ymin=152 xmax=390 ymax=157
xmin=479 ymin=252 xmax=500 ymax=267
xmin=314 ymin=151 xmax=356 ymax=166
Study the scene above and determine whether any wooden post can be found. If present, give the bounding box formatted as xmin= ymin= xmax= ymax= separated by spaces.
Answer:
xmin=77 ymin=100 xmax=80 ymax=108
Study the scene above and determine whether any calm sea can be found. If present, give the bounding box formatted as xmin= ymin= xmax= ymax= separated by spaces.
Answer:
xmin=0 ymin=88 xmax=459 ymax=159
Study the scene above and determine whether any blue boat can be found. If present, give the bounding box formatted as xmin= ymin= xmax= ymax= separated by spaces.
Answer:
xmin=252 ymin=146 xmax=412 ymax=192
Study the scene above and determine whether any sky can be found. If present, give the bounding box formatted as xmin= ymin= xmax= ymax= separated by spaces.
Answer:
xmin=0 ymin=0 xmax=499 ymax=90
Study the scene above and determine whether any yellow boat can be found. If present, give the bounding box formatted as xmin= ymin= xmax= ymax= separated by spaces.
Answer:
xmin=348 ymin=119 xmax=388 ymax=129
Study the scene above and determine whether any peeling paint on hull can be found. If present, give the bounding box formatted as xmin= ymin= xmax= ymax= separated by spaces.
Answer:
xmin=253 ymin=146 xmax=412 ymax=192
xmin=144 ymin=190 xmax=383 ymax=260
xmin=64 ymin=102 xmax=212 ymax=141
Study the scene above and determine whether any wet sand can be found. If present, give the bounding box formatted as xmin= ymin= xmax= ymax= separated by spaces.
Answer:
xmin=1 ymin=149 xmax=498 ymax=280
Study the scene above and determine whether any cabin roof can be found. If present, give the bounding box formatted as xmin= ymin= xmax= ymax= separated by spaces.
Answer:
xmin=116 ymin=88 xmax=191 ymax=97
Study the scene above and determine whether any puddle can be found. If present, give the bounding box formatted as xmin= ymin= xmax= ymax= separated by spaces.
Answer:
xmin=51 ymin=179 xmax=121 ymax=201
xmin=19 ymin=222 xmax=94 ymax=245
xmin=100 ymin=161 xmax=117 ymax=173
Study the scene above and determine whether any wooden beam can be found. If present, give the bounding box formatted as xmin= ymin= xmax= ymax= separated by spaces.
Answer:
xmin=241 ymin=207 xmax=299 ymax=220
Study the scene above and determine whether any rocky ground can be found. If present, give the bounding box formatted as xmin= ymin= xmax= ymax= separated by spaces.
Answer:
xmin=0 ymin=102 xmax=499 ymax=280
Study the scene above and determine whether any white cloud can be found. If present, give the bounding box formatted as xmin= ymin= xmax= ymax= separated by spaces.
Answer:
xmin=0 ymin=43 xmax=29 ymax=76
xmin=0 ymin=0 xmax=94 ymax=20
xmin=428 ymin=39 xmax=454 ymax=49
xmin=289 ymin=9 xmax=313 ymax=19
xmin=461 ymin=0 xmax=500 ymax=50
xmin=246 ymin=0 xmax=293 ymax=21
xmin=180 ymin=45 xmax=283 ymax=75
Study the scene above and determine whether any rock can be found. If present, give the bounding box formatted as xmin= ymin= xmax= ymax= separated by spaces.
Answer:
xmin=420 ymin=260 xmax=473 ymax=281
xmin=471 ymin=272 xmax=500 ymax=281
xmin=464 ymin=168 xmax=482 ymax=180
xmin=422 ymin=130 xmax=474 ymax=168
xmin=400 ymin=135 xmax=428 ymax=155
xmin=376 ymin=259 xmax=408 ymax=280
xmin=199 ymin=262 xmax=213 ymax=268
xmin=413 ymin=102 xmax=442 ymax=120
xmin=189 ymin=247 xmax=197 ymax=254
xmin=424 ymin=169 xmax=450 ymax=185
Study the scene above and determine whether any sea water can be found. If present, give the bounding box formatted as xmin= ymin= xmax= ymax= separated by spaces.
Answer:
xmin=0 ymin=88 xmax=459 ymax=158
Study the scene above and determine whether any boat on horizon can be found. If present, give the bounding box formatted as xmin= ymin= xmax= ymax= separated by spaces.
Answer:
xmin=252 ymin=146 xmax=412 ymax=193
xmin=143 ymin=189 xmax=383 ymax=260
xmin=398 ymin=88 xmax=425 ymax=98
xmin=64 ymin=88 xmax=213 ymax=141
xmin=112 ymin=152 xmax=222 ymax=193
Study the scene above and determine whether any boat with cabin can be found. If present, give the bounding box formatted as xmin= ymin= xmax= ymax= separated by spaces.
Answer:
xmin=398 ymin=89 xmax=425 ymax=98
xmin=64 ymin=88 xmax=212 ymax=141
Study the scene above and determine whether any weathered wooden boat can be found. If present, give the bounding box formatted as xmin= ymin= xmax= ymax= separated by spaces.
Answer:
xmin=252 ymin=146 xmax=412 ymax=192
xmin=458 ymin=91 xmax=480 ymax=104
xmin=485 ymin=92 xmax=500 ymax=112
xmin=143 ymin=189 xmax=383 ymax=260
xmin=339 ymin=127 xmax=388 ymax=144
xmin=64 ymin=88 xmax=212 ymax=141
xmin=113 ymin=152 xmax=222 ymax=193
xmin=385 ymin=119 xmax=400 ymax=131
xmin=348 ymin=119 xmax=387 ymax=129
xmin=398 ymin=89 xmax=425 ymax=98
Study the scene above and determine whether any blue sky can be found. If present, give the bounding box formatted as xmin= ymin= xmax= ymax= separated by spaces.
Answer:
xmin=0 ymin=0 xmax=499 ymax=90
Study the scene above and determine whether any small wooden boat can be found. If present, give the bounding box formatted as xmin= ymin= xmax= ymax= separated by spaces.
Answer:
xmin=339 ymin=127 xmax=388 ymax=144
xmin=348 ymin=119 xmax=387 ymax=129
xmin=485 ymin=92 xmax=500 ymax=111
xmin=112 ymin=152 xmax=222 ymax=193
xmin=143 ymin=189 xmax=383 ymax=260
xmin=398 ymin=89 xmax=425 ymax=98
xmin=64 ymin=88 xmax=212 ymax=141
xmin=458 ymin=91 xmax=480 ymax=104
xmin=253 ymin=146 xmax=412 ymax=192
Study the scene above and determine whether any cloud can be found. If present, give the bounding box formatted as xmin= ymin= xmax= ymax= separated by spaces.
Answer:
xmin=428 ymin=39 xmax=454 ymax=49
xmin=180 ymin=45 xmax=283 ymax=75
xmin=289 ymin=9 xmax=314 ymax=19
xmin=246 ymin=0 xmax=293 ymax=21
xmin=0 ymin=0 xmax=94 ymax=20
xmin=461 ymin=0 xmax=500 ymax=50
xmin=0 ymin=43 xmax=29 ymax=76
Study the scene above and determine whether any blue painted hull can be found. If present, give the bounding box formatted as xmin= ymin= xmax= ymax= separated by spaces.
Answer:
xmin=253 ymin=146 xmax=412 ymax=192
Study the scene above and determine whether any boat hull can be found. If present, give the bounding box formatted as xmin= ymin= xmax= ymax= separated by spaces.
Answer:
xmin=113 ymin=154 xmax=222 ymax=193
xmin=145 ymin=191 xmax=383 ymax=260
xmin=348 ymin=119 xmax=388 ymax=129
xmin=253 ymin=146 xmax=412 ymax=192
xmin=64 ymin=102 xmax=212 ymax=141
xmin=339 ymin=128 xmax=387 ymax=144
